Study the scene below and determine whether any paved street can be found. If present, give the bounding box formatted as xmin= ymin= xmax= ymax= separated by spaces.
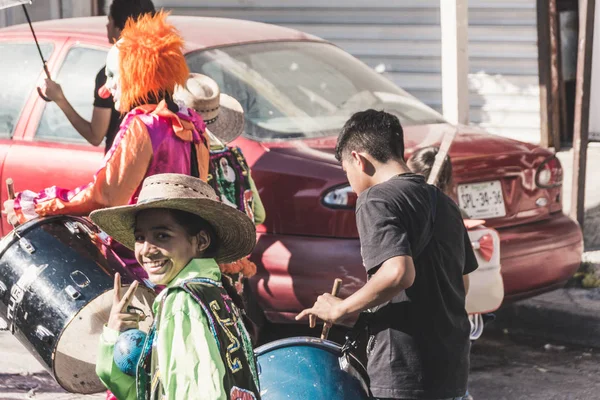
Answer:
xmin=1 ymin=328 xmax=600 ymax=400
xmin=0 ymin=332 xmax=103 ymax=400
xmin=469 ymin=331 xmax=600 ymax=400
xmin=0 ymin=145 xmax=598 ymax=400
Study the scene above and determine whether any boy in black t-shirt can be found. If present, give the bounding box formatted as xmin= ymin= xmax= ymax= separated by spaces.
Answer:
xmin=296 ymin=110 xmax=478 ymax=400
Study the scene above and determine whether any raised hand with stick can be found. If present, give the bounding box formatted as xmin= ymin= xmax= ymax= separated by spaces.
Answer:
xmin=4 ymin=178 xmax=20 ymax=227
xmin=321 ymin=278 xmax=342 ymax=340
xmin=296 ymin=278 xmax=348 ymax=334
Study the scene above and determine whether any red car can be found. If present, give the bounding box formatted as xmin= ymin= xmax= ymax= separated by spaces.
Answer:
xmin=0 ymin=16 xmax=582 ymax=324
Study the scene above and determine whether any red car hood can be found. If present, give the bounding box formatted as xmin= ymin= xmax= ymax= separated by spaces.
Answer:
xmin=263 ymin=123 xmax=543 ymax=164
xmin=258 ymin=123 xmax=558 ymax=232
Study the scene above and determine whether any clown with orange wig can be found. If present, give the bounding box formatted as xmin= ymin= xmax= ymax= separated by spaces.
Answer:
xmin=4 ymin=11 xmax=212 ymax=282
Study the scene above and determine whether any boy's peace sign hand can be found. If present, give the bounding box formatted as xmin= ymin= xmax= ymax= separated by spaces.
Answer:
xmin=107 ymin=273 xmax=141 ymax=332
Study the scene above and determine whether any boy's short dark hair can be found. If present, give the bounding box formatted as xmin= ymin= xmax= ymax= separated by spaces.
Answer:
xmin=109 ymin=0 xmax=156 ymax=30
xmin=407 ymin=146 xmax=453 ymax=193
xmin=335 ymin=109 xmax=405 ymax=163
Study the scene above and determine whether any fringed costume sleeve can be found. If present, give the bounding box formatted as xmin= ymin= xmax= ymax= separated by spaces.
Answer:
xmin=13 ymin=117 xmax=153 ymax=224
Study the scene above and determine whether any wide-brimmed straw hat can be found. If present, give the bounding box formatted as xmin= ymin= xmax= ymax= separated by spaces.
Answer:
xmin=174 ymin=73 xmax=245 ymax=144
xmin=89 ymin=174 xmax=256 ymax=263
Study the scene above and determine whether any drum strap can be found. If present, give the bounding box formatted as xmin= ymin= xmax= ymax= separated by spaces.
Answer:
xmin=135 ymin=324 xmax=155 ymax=400
xmin=411 ymin=184 xmax=438 ymax=260
xmin=136 ymin=290 xmax=170 ymax=400
xmin=341 ymin=312 xmax=372 ymax=354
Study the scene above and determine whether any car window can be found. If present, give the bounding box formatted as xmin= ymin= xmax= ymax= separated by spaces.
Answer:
xmin=187 ymin=42 xmax=445 ymax=141
xmin=35 ymin=46 xmax=107 ymax=144
xmin=0 ymin=42 xmax=54 ymax=138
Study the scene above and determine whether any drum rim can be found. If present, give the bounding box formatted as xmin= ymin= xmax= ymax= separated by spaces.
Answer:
xmin=52 ymin=284 xmax=156 ymax=394
xmin=254 ymin=336 xmax=342 ymax=356
xmin=0 ymin=215 xmax=95 ymax=257
xmin=255 ymin=336 xmax=368 ymax=373
xmin=51 ymin=287 xmax=109 ymax=394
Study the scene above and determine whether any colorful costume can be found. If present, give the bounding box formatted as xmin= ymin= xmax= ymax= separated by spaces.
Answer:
xmin=14 ymin=103 xmax=208 ymax=221
xmin=90 ymin=173 xmax=260 ymax=400
xmin=96 ymin=259 xmax=260 ymax=400
xmin=12 ymin=12 xmax=209 ymax=281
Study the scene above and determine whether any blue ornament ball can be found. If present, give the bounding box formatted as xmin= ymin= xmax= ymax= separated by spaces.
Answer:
xmin=113 ymin=329 xmax=147 ymax=376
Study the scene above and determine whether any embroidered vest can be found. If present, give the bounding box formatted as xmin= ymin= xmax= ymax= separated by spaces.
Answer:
xmin=136 ymin=278 xmax=261 ymax=400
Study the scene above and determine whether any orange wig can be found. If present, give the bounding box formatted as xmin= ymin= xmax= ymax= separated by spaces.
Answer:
xmin=117 ymin=11 xmax=189 ymax=112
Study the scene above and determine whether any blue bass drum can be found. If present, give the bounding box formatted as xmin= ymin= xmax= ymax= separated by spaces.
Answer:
xmin=255 ymin=337 xmax=370 ymax=399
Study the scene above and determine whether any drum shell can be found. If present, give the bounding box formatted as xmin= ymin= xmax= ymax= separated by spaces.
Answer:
xmin=255 ymin=336 xmax=370 ymax=400
xmin=0 ymin=216 xmax=154 ymax=394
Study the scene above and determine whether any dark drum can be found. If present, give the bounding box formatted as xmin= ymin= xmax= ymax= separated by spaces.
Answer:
xmin=255 ymin=336 xmax=370 ymax=399
xmin=0 ymin=216 xmax=155 ymax=394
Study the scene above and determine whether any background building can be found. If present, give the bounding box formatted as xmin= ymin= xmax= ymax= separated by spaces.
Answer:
xmin=2 ymin=0 xmax=588 ymax=146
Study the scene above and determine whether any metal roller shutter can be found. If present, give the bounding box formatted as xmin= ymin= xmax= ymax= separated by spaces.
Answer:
xmin=154 ymin=0 xmax=541 ymax=142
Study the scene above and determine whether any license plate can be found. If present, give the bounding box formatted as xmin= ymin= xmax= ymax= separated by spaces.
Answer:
xmin=458 ymin=180 xmax=506 ymax=219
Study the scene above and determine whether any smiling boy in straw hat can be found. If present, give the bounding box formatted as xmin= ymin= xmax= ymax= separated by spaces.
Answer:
xmin=92 ymin=173 xmax=261 ymax=400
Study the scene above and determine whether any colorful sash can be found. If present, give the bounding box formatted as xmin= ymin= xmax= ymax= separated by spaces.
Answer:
xmin=134 ymin=278 xmax=260 ymax=400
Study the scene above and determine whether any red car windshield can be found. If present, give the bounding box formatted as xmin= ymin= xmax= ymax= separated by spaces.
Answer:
xmin=186 ymin=41 xmax=445 ymax=141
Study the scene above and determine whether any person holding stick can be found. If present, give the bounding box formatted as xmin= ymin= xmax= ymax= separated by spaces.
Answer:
xmin=43 ymin=0 xmax=156 ymax=152
xmin=296 ymin=110 xmax=478 ymax=400
xmin=3 ymin=11 xmax=211 ymax=284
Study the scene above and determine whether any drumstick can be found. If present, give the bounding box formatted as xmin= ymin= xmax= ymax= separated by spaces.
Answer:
xmin=320 ymin=278 xmax=343 ymax=340
xmin=6 ymin=178 xmax=19 ymax=228
xmin=6 ymin=178 xmax=15 ymax=200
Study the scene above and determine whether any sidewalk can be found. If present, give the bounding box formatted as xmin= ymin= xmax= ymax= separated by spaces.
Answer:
xmin=493 ymin=286 xmax=600 ymax=348
xmin=0 ymin=332 xmax=104 ymax=400
xmin=494 ymin=144 xmax=600 ymax=348
xmin=493 ymin=250 xmax=600 ymax=349
xmin=492 ymin=253 xmax=600 ymax=350
xmin=555 ymin=143 xmax=600 ymax=251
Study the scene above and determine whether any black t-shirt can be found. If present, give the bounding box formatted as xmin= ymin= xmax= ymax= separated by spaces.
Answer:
xmin=356 ymin=173 xmax=478 ymax=399
xmin=94 ymin=66 xmax=123 ymax=154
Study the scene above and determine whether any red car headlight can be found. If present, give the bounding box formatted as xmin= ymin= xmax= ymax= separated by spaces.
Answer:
xmin=535 ymin=155 xmax=563 ymax=188
xmin=322 ymin=185 xmax=357 ymax=209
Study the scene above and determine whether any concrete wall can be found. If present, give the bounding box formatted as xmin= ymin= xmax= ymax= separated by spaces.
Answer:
xmin=0 ymin=0 xmax=93 ymax=28
xmin=153 ymin=0 xmax=543 ymax=144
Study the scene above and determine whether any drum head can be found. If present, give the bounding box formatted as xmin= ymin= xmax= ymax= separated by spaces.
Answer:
xmin=53 ymin=285 xmax=155 ymax=394
xmin=255 ymin=336 xmax=370 ymax=400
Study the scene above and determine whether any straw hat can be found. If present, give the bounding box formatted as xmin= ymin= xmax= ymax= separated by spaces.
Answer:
xmin=89 ymin=174 xmax=256 ymax=263
xmin=174 ymin=73 xmax=245 ymax=143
